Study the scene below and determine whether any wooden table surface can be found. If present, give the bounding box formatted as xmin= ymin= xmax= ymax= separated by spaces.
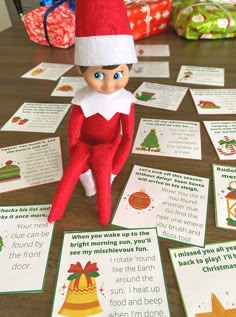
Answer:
xmin=0 ymin=23 xmax=236 ymax=317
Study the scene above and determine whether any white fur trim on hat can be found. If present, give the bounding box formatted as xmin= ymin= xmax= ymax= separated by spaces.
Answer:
xmin=74 ymin=34 xmax=137 ymax=66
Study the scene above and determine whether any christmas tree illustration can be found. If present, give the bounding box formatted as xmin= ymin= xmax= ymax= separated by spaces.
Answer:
xmin=0 ymin=236 xmax=3 ymax=253
xmin=140 ymin=128 xmax=160 ymax=151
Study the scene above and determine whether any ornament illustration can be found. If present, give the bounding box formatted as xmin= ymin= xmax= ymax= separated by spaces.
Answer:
xmin=59 ymin=261 xmax=103 ymax=317
xmin=0 ymin=236 xmax=3 ymax=253
xmin=225 ymin=181 xmax=236 ymax=227
xmin=195 ymin=293 xmax=236 ymax=316
xmin=136 ymin=128 xmax=160 ymax=152
xmin=0 ymin=160 xmax=21 ymax=183
xmin=217 ymin=136 xmax=236 ymax=156
xmin=129 ymin=188 xmax=151 ymax=210
xmin=135 ymin=91 xmax=156 ymax=102
xmin=198 ymin=100 xmax=220 ymax=109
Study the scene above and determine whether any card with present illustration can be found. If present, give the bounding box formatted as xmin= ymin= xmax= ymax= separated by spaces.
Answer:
xmin=203 ymin=121 xmax=236 ymax=160
xmin=212 ymin=164 xmax=236 ymax=230
xmin=133 ymin=82 xmax=188 ymax=111
xmin=169 ymin=240 xmax=236 ymax=317
xmin=21 ymin=62 xmax=73 ymax=81
xmin=112 ymin=165 xmax=209 ymax=247
xmin=135 ymin=44 xmax=170 ymax=57
xmin=51 ymin=228 xmax=170 ymax=317
xmin=130 ymin=61 xmax=169 ymax=78
xmin=132 ymin=118 xmax=201 ymax=160
xmin=51 ymin=77 xmax=87 ymax=97
xmin=190 ymin=89 xmax=236 ymax=115
xmin=0 ymin=137 xmax=63 ymax=194
xmin=1 ymin=103 xmax=71 ymax=133
xmin=177 ymin=65 xmax=224 ymax=87
xmin=0 ymin=204 xmax=54 ymax=293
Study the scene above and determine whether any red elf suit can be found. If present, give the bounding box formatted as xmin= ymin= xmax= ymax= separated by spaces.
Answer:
xmin=48 ymin=0 xmax=137 ymax=225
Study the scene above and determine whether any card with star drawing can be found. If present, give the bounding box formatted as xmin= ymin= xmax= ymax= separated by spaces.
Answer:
xmin=51 ymin=228 xmax=171 ymax=317
xmin=169 ymin=240 xmax=236 ymax=317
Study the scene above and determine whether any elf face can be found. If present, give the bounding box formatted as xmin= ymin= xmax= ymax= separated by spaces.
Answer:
xmin=82 ymin=64 xmax=130 ymax=95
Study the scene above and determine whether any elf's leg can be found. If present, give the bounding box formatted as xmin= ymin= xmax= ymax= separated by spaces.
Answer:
xmin=48 ymin=142 xmax=91 ymax=223
xmin=92 ymin=144 xmax=115 ymax=225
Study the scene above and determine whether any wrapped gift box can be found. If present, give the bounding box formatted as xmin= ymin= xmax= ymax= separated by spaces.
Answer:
xmin=125 ymin=0 xmax=172 ymax=40
xmin=23 ymin=1 xmax=75 ymax=48
xmin=172 ymin=0 xmax=236 ymax=39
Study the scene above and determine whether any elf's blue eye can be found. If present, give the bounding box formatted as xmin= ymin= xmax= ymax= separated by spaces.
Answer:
xmin=114 ymin=71 xmax=123 ymax=80
xmin=94 ymin=72 xmax=104 ymax=80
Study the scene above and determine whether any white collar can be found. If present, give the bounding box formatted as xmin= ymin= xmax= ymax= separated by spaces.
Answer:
xmin=72 ymin=86 xmax=136 ymax=120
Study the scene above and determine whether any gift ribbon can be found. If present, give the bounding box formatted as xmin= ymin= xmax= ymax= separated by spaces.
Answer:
xmin=40 ymin=0 xmax=75 ymax=10
xmin=124 ymin=0 xmax=151 ymax=37
xmin=68 ymin=261 xmax=99 ymax=288
xmin=42 ymin=0 xmax=68 ymax=46
xmin=218 ymin=139 xmax=236 ymax=148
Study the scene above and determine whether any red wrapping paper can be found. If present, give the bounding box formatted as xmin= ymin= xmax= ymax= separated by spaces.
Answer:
xmin=23 ymin=2 xmax=75 ymax=48
xmin=126 ymin=0 xmax=172 ymax=40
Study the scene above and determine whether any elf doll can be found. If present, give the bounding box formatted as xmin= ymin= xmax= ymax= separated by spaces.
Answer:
xmin=48 ymin=0 xmax=137 ymax=225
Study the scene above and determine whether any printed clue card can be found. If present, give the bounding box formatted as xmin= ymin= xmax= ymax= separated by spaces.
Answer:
xmin=1 ymin=103 xmax=71 ymax=133
xmin=21 ymin=62 xmax=73 ymax=81
xmin=133 ymin=82 xmax=188 ymax=111
xmin=169 ymin=240 xmax=236 ymax=317
xmin=0 ymin=137 xmax=63 ymax=194
xmin=112 ymin=165 xmax=209 ymax=247
xmin=190 ymin=89 xmax=236 ymax=115
xmin=51 ymin=228 xmax=170 ymax=317
xmin=0 ymin=204 xmax=54 ymax=293
xmin=130 ymin=62 xmax=169 ymax=78
xmin=212 ymin=164 xmax=236 ymax=231
xmin=203 ymin=121 xmax=236 ymax=160
xmin=132 ymin=118 xmax=201 ymax=160
xmin=177 ymin=65 xmax=224 ymax=87
xmin=51 ymin=77 xmax=87 ymax=97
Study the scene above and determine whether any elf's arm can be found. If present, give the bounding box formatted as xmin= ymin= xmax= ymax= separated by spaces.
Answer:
xmin=112 ymin=103 xmax=135 ymax=175
xmin=67 ymin=105 xmax=85 ymax=157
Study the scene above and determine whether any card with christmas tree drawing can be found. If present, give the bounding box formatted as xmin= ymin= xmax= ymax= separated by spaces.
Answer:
xmin=203 ymin=121 xmax=236 ymax=160
xmin=190 ymin=89 xmax=236 ymax=115
xmin=132 ymin=118 xmax=201 ymax=160
xmin=133 ymin=82 xmax=188 ymax=111
xmin=51 ymin=228 xmax=171 ymax=317
xmin=0 ymin=204 xmax=54 ymax=293
xmin=212 ymin=164 xmax=236 ymax=230
xmin=112 ymin=165 xmax=209 ymax=247
xmin=169 ymin=240 xmax=236 ymax=317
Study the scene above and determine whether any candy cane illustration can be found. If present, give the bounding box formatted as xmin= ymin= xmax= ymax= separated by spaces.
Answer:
xmin=217 ymin=136 xmax=236 ymax=156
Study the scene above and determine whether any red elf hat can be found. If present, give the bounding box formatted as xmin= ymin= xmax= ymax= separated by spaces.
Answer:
xmin=74 ymin=0 xmax=137 ymax=66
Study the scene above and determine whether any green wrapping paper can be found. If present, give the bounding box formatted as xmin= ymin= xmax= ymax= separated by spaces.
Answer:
xmin=172 ymin=0 xmax=236 ymax=39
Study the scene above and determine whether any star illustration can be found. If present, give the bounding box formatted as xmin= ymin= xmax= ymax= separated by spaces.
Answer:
xmin=195 ymin=293 xmax=236 ymax=317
